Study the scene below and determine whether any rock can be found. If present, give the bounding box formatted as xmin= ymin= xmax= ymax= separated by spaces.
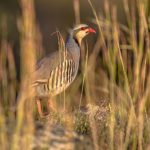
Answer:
xmin=31 ymin=122 xmax=93 ymax=150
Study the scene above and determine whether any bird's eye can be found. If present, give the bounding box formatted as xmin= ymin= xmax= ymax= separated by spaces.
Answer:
xmin=81 ymin=27 xmax=87 ymax=30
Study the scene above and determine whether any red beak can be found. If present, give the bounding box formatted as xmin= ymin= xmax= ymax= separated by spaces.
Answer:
xmin=88 ymin=27 xmax=96 ymax=33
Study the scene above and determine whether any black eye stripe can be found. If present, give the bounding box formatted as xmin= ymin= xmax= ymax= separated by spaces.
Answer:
xmin=73 ymin=26 xmax=89 ymax=36
xmin=81 ymin=27 xmax=88 ymax=30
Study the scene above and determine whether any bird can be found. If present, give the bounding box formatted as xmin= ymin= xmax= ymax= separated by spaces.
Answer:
xmin=32 ymin=24 xmax=96 ymax=117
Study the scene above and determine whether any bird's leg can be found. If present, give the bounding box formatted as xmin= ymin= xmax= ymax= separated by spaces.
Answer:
xmin=47 ymin=98 xmax=57 ymax=113
xmin=36 ymin=99 xmax=46 ymax=118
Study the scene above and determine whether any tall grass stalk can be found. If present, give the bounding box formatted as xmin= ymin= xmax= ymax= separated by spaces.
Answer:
xmin=12 ymin=0 xmax=37 ymax=149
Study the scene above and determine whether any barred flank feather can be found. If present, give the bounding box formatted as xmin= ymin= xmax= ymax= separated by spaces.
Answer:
xmin=34 ymin=58 xmax=76 ymax=97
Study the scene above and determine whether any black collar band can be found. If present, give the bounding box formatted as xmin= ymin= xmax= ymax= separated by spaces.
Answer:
xmin=73 ymin=37 xmax=80 ymax=47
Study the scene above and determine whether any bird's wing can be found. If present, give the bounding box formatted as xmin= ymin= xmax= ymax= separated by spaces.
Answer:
xmin=32 ymin=50 xmax=72 ymax=84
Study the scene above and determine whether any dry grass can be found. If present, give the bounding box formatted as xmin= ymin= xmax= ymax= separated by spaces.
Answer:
xmin=0 ymin=0 xmax=150 ymax=149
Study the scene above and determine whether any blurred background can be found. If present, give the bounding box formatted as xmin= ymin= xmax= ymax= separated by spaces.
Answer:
xmin=0 ymin=0 xmax=130 ymax=73
xmin=0 ymin=0 xmax=150 ymax=149
xmin=0 ymin=0 xmax=149 ymax=64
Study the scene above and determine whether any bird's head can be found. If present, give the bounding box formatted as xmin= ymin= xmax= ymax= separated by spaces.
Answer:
xmin=72 ymin=24 xmax=96 ymax=45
